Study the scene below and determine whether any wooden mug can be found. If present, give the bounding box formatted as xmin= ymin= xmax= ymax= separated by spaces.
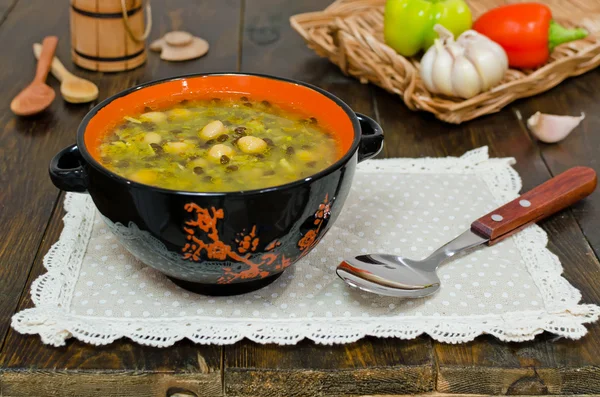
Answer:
xmin=70 ymin=0 xmax=152 ymax=72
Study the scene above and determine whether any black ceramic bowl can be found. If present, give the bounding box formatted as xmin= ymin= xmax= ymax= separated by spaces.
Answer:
xmin=49 ymin=73 xmax=383 ymax=296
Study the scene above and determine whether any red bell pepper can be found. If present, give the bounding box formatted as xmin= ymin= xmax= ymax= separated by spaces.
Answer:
xmin=473 ymin=3 xmax=588 ymax=69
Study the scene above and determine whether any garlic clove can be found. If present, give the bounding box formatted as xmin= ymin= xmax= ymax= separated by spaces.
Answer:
xmin=464 ymin=44 xmax=505 ymax=91
xmin=451 ymin=55 xmax=482 ymax=99
xmin=458 ymin=31 xmax=508 ymax=75
xmin=431 ymin=42 xmax=456 ymax=96
xmin=419 ymin=45 xmax=437 ymax=93
xmin=478 ymin=35 xmax=508 ymax=71
xmin=434 ymin=24 xmax=456 ymax=43
xmin=527 ymin=111 xmax=585 ymax=143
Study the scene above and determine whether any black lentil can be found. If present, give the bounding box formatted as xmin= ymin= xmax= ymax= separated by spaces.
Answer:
xmin=234 ymin=127 xmax=247 ymax=136
xmin=149 ymin=143 xmax=163 ymax=154
xmin=141 ymin=122 xmax=155 ymax=131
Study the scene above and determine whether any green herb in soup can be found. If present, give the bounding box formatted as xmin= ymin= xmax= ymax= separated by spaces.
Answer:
xmin=98 ymin=97 xmax=339 ymax=192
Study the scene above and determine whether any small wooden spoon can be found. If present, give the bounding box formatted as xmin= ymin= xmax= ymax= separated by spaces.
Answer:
xmin=33 ymin=43 xmax=99 ymax=104
xmin=11 ymin=36 xmax=57 ymax=116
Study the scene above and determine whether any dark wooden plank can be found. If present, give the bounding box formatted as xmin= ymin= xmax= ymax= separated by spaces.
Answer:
xmin=511 ymin=69 xmax=600 ymax=258
xmin=436 ymin=216 xmax=600 ymax=395
xmin=226 ymin=338 xmax=433 ymax=397
xmin=223 ymin=1 xmax=433 ymax=396
xmin=432 ymin=72 xmax=600 ymax=395
xmin=0 ymin=372 xmax=218 ymax=397
xmin=0 ymin=0 xmax=242 ymax=394
xmin=2 ymin=0 xmax=598 ymax=395
xmin=510 ymin=72 xmax=600 ymax=395
xmin=429 ymin=69 xmax=600 ymax=394
xmin=147 ymin=0 xmax=240 ymax=76
xmin=0 ymin=0 xmax=94 ymax=350
xmin=0 ymin=195 xmax=222 ymax=396
xmin=0 ymin=0 xmax=17 ymax=24
xmin=517 ymin=73 xmax=600 ymax=374
xmin=374 ymin=83 xmax=600 ymax=394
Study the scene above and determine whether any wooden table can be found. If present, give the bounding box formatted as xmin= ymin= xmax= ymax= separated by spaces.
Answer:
xmin=1 ymin=0 xmax=600 ymax=396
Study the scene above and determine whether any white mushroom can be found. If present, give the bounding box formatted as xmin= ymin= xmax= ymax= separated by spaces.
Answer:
xmin=527 ymin=112 xmax=585 ymax=143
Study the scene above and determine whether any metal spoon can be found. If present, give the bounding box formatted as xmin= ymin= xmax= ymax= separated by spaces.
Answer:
xmin=337 ymin=167 xmax=597 ymax=298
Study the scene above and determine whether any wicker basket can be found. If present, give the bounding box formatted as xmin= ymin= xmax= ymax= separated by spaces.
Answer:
xmin=290 ymin=0 xmax=600 ymax=124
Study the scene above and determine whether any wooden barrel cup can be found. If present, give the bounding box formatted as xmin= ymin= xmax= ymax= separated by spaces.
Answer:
xmin=70 ymin=0 xmax=148 ymax=72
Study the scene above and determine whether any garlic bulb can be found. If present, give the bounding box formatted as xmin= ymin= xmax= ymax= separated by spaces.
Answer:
xmin=420 ymin=25 xmax=508 ymax=99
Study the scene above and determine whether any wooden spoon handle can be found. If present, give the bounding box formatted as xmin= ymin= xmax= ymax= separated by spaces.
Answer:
xmin=34 ymin=36 xmax=58 ymax=83
xmin=471 ymin=167 xmax=597 ymax=245
xmin=33 ymin=42 xmax=71 ymax=83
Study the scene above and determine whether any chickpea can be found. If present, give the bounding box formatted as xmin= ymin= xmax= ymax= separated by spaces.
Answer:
xmin=295 ymin=149 xmax=316 ymax=162
xmin=241 ymin=168 xmax=264 ymax=180
xmin=169 ymin=108 xmax=192 ymax=118
xmin=140 ymin=111 xmax=167 ymax=124
xmin=208 ymin=144 xmax=235 ymax=162
xmin=279 ymin=158 xmax=295 ymax=173
xmin=130 ymin=169 xmax=157 ymax=185
xmin=200 ymin=120 xmax=226 ymax=140
xmin=164 ymin=141 xmax=191 ymax=154
xmin=188 ymin=157 xmax=209 ymax=168
xmin=143 ymin=132 xmax=162 ymax=144
xmin=237 ymin=136 xmax=267 ymax=154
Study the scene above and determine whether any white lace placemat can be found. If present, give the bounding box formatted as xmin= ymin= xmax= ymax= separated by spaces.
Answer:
xmin=12 ymin=147 xmax=600 ymax=347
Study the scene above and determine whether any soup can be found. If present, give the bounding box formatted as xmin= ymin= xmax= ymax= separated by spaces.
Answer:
xmin=97 ymin=97 xmax=340 ymax=192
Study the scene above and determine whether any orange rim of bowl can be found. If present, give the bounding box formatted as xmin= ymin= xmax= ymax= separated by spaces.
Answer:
xmin=77 ymin=73 xmax=361 ymax=196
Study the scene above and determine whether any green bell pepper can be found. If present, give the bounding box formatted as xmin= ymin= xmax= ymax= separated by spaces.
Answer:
xmin=384 ymin=0 xmax=472 ymax=57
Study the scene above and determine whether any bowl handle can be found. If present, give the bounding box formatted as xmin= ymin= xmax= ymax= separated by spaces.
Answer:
xmin=49 ymin=144 xmax=88 ymax=192
xmin=356 ymin=113 xmax=384 ymax=163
